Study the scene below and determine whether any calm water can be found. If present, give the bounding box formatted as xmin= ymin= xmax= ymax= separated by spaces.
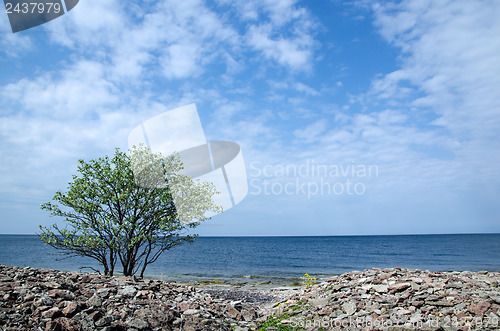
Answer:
xmin=1 ymin=234 xmax=499 ymax=284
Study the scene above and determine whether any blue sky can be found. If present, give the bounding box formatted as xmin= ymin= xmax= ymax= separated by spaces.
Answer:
xmin=1 ymin=0 xmax=499 ymax=235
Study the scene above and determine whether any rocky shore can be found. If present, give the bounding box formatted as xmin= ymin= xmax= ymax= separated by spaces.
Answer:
xmin=1 ymin=265 xmax=499 ymax=330
xmin=269 ymin=267 xmax=500 ymax=330
xmin=0 ymin=265 xmax=280 ymax=330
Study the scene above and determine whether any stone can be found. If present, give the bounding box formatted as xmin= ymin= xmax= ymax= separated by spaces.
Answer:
xmin=309 ymin=297 xmax=329 ymax=306
xmin=490 ymin=296 xmax=500 ymax=305
xmin=372 ymin=284 xmax=389 ymax=293
xmin=41 ymin=307 xmax=60 ymax=318
xmin=183 ymin=309 xmax=200 ymax=316
xmin=127 ymin=318 xmax=149 ymax=329
xmin=73 ymin=312 xmax=95 ymax=331
xmin=95 ymin=316 xmax=114 ymax=327
xmin=62 ymin=301 xmax=79 ymax=316
xmin=242 ymin=308 xmax=256 ymax=321
xmin=80 ymin=276 xmax=91 ymax=283
xmin=389 ymin=282 xmax=411 ymax=292
xmin=177 ymin=301 xmax=191 ymax=312
xmin=88 ymin=310 xmax=102 ymax=321
xmin=468 ymin=301 xmax=491 ymax=316
xmin=318 ymin=307 xmax=333 ymax=315
xmin=118 ymin=285 xmax=137 ymax=297
xmin=54 ymin=317 xmax=80 ymax=331
xmin=86 ymin=293 xmax=102 ymax=307
xmin=343 ymin=301 xmax=357 ymax=315
xmin=279 ymin=319 xmax=294 ymax=324
xmin=430 ymin=300 xmax=454 ymax=307
xmin=226 ymin=305 xmax=241 ymax=319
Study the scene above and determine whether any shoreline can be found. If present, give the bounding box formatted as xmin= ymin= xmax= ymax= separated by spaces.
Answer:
xmin=1 ymin=265 xmax=499 ymax=330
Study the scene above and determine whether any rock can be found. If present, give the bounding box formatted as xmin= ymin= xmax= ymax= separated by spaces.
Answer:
xmin=54 ymin=317 xmax=80 ymax=331
xmin=41 ymin=307 xmax=60 ymax=318
xmin=88 ymin=310 xmax=102 ymax=321
xmin=343 ymin=301 xmax=357 ymax=315
xmin=389 ymin=282 xmax=411 ymax=292
xmin=468 ymin=301 xmax=491 ymax=316
xmin=95 ymin=316 xmax=114 ymax=327
xmin=86 ymin=293 xmax=102 ymax=307
xmin=183 ymin=309 xmax=200 ymax=316
xmin=490 ymin=296 xmax=500 ymax=305
xmin=318 ymin=307 xmax=333 ymax=315
xmin=62 ymin=301 xmax=79 ymax=316
xmin=73 ymin=312 xmax=95 ymax=331
xmin=410 ymin=313 xmax=423 ymax=323
xmin=227 ymin=304 xmax=241 ymax=319
xmin=177 ymin=301 xmax=191 ymax=312
xmin=241 ymin=308 xmax=256 ymax=321
xmin=80 ymin=275 xmax=91 ymax=283
xmin=118 ymin=285 xmax=137 ymax=297
xmin=127 ymin=318 xmax=149 ymax=329
xmin=372 ymin=284 xmax=389 ymax=293
xmin=309 ymin=297 xmax=329 ymax=306
xmin=430 ymin=300 xmax=454 ymax=307
xmin=279 ymin=319 xmax=294 ymax=324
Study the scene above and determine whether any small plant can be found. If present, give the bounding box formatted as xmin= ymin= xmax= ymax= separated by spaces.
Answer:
xmin=256 ymin=313 xmax=303 ymax=330
xmin=290 ymin=301 xmax=306 ymax=311
xmin=302 ymin=273 xmax=316 ymax=287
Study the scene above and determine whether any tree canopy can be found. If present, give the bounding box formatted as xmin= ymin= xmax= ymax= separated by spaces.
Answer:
xmin=39 ymin=146 xmax=220 ymax=277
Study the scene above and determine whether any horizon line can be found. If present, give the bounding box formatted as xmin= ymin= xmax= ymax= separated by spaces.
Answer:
xmin=1 ymin=232 xmax=499 ymax=237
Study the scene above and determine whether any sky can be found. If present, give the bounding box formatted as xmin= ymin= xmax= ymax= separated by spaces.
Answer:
xmin=1 ymin=0 xmax=499 ymax=236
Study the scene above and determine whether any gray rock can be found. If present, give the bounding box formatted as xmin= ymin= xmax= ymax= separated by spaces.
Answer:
xmin=343 ymin=301 xmax=357 ymax=315
xmin=73 ymin=312 xmax=95 ymax=331
xmin=183 ymin=308 xmax=200 ymax=316
xmin=95 ymin=315 xmax=114 ymax=327
xmin=309 ymin=297 xmax=329 ymax=306
xmin=86 ymin=293 xmax=102 ymax=307
xmin=372 ymin=284 xmax=389 ymax=293
xmin=118 ymin=285 xmax=137 ymax=297
xmin=490 ymin=295 xmax=500 ymax=304
xmin=127 ymin=318 xmax=149 ymax=329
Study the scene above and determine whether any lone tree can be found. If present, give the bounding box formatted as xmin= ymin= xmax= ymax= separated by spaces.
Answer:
xmin=39 ymin=146 xmax=220 ymax=277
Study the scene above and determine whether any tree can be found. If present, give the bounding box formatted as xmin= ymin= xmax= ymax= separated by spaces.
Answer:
xmin=39 ymin=146 xmax=221 ymax=277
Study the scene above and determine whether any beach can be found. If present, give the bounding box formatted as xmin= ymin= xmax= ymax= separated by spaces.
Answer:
xmin=1 ymin=265 xmax=500 ymax=330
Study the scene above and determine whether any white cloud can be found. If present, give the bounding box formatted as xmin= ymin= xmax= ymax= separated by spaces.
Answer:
xmin=0 ymin=16 xmax=32 ymax=57
xmin=370 ymin=0 xmax=500 ymax=188
xmin=294 ymin=119 xmax=328 ymax=143
xmin=247 ymin=24 xmax=313 ymax=70
xmin=45 ymin=0 xmax=126 ymax=49
xmin=294 ymin=82 xmax=320 ymax=96
xmin=1 ymin=60 xmax=119 ymax=118
xmin=228 ymin=0 xmax=318 ymax=71
xmin=161 ymin=43 xmax=202 ymax=79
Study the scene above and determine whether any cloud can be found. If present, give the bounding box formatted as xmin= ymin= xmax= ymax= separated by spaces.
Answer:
xmin=294 ymin=119 xmax=328 ymax=143
xmin=246 ymin=24 xmax=314 ymax=71
xmin=44 ymin=0 xmax=126 ymax=50
xmin=294 ymin=82 xmax=320 ymax=96
xmin=223 ymin=0 xmax=318 ymax=71
xmin=43 ymin=0 xmax=240 ymax=81
xmin=1 ymin=60 xmax=119 ymax=118
xmin=0 ymin=16 xmax=32 ymax=57
xmin=161 ymin=43 xmax=202 ymax=79
xmin=370 ymin=0 xmax=500 ymax=188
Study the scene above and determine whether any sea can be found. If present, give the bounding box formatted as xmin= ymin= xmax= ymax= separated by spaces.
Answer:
xmin=1 ymin=234 xmax=499 ymax=287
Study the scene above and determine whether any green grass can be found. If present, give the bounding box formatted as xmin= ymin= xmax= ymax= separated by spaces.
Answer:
xmin=256 ymin=314 xmax=303 ymax=330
